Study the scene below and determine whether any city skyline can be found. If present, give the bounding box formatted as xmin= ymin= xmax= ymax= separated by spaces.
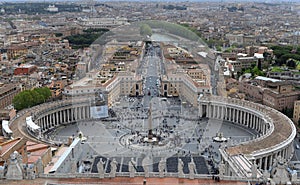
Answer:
xmin=0 ymin=0 xmax=298 ymax=3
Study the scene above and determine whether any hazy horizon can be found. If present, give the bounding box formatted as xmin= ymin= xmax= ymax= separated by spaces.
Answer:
xmin=0 ymin=0 xmax=298 ymax=3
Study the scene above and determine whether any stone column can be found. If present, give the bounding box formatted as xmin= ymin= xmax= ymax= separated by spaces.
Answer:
xmin=48 ymin=115 xmax=50 ymax=127
xmin=46 ymin=116 xmax=48 ymax=129
xmin=199 ymin=104 xmax=203 ymax=117
xmin=257 ymin=118 xmax=261 ymax=133
xmin=282 ymin=149 xmax=286 ymax=159
xmin=66 ymin=109 xmax=69 ymax=123
xmin=61 ymin=110 xmax=65 ymax=123
xmin=250 ymin=114 xmax=254 ymax=129
xmin=246 ymin=112 xmax=249 ymax=127
xmin=287 ymin=144 xmax=292 ymax=160
xmin=78 ymin=107 xmax=82 ymax=120
xmin=39 ymin=119 xmax=43 ymax=130
xmin=64 ymin=109 xmax=67 ymax=123
xmin=85 ymin=106 xmax=88 ymax=119
xmin=86 ymin=106 xmax=89 ymax=119
xmin=221 ymin=106 xmax=225 ymax=120
xmin=239 ymin=110 xmax=243 ymax=124
xmin=50 ymin=114 xmax=53 ymax=127
xmin=260 ymin=122 xmax=264 ymax=134
xmin=39 ymin=118 xmax=42 ymax=130
xmin=285 ymin=148 xmax=288 ymax=159
xmin=65 ymin=109 xmax=68 ymax=122
xmin=40 ymin=119 xmax=43 ymax=130
xmin=70 ymin=108 xmax=73 ymax=122
xmin=69 ymin=109 xmax=72 ymax=122
xmin=56 ymin=112 xmax=59 ymax=125
xmin=87 ymin=106 xmax=90 ymax=119
xmin=43 ymin=117 xmax=46 ymax=129
xmin=264 ymin=156 xmax=267 ymax=170
xmin=229 ymin=108 xmax=232 ymax=121
xmin=59 ymin=111 xmax=62 ymax=123
xmin=74 ymin=107 xmax=78 ymax=121
xmin=259 ymin=158 xmax=262 ymax=170
xmin=232 ymin=108 xmax=235 ymax=122
xmin=243 ymin=111 xmax=246 ymax=125
xmin=233 ymin=109 xmax=236 ymax=122
xmin=65 ymin=109 xmax=69 ymax=123
xmin=226 ymin=107 xmax=229 ymax=121
xmin=213 ymin=105 xmax=216 ymax=119
xmin=45 ymin=115 xmax=48 ymax=129
xmin=254 ymin=116 xmax=257 ymax=130
xmin=269 ymin=155 xmax=273 ymax=170
xmin=255 ymin=116 xmax=261 ymax=132
xmin=45 ymin=118 xmax=48 ymax=129
xmin=46 ymin=116 xmax=49 ymax=129
xmin=81 ymin=107 xmax=84 ymax=120
xmin=253 ymin=116 xmax=257 ymax=131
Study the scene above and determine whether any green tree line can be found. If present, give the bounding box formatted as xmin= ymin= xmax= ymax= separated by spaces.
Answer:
xmin=13 ymin=87 xmax=51 ymax=111
xmin=64 ymin=29 xmax=109 ymax=49
xmin=141 ymin=20 xmax=205 ymax=44
xmin=140 ymin=24 xmax=153 ymax=36
xmin=270 ymin=45 xmax=300 ymax=66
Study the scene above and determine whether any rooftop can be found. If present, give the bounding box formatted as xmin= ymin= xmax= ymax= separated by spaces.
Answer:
xmin=255 ymin=76 xmax=282 ymax=83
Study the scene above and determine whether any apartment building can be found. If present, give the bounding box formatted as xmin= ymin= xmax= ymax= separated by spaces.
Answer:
xmin=238 ymin=76 xmax=300 ymax=111
xmin=0 ymin=83 xmax=21 ymax=109
xmin=293 ymin=100 xmax=300 ymax=124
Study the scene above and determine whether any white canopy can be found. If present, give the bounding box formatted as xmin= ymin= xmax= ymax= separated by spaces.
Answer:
xmin=26 ymin=116 xmax=40 ymax=131
xmin=2 ymin=120 xmax=12 ymax=134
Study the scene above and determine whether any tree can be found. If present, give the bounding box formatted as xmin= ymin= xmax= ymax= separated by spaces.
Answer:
xmin=13 ymin=87 xmax=52 ymax=111
xmin=140 ymin=24 xmax=152 ymax=36
xmin=257 ymin=59 xmax=262 ymax=70
xmin=286 ymin=59 xmax=296 ymax=68
xmin=34 ymin=87 xmax=51 ymax=101
xmin=55 ymin=33 xmax=63 ymax=37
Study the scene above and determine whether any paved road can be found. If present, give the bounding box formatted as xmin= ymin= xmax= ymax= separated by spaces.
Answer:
xmin=141 ymin=44 xmax=162 ymax=108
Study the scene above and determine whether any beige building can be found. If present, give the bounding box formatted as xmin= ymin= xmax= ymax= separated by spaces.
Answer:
xmin=161 ymin=66 xmax=211 ymax=107
xmin=103 ymin=72 xmax=143 ymax=106
xmin=63 ymin=72 xmax=143 ymax=107
xmin=229 ymin=56 xmax=258 ymax=72
xmin=238 ymin=76 xmax=300 ymax=111
xmin=293 ymin=100 xmax=300 ymax=124
xmin=0 ymin=83 xmax=21 ymax=109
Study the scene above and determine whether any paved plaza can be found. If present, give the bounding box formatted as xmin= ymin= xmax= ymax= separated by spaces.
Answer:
xmin=42 ymin=41 xmax=258 ymax=176
xmin=50 ymin=96 xmax=257 ymax=175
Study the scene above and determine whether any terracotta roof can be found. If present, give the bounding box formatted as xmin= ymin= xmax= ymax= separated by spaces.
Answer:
xmin=26 ymin=142 xmax=48 ymax=152
xmin=0 ymin=137 xmax=22 ymax=156
xmin=27 ymin=155 xmax=42 ymax=164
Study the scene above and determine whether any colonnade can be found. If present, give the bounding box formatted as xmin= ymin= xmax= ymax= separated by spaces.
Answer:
xmin=198 ymin=97 xmax=296 ymax=175
xmin=199 ymin=103 xmax=268 ymax=135
xmin=253 ymin=144 xmax=294 ymax=171
xmin=35 ymin=105 xmax=91 ymax=132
